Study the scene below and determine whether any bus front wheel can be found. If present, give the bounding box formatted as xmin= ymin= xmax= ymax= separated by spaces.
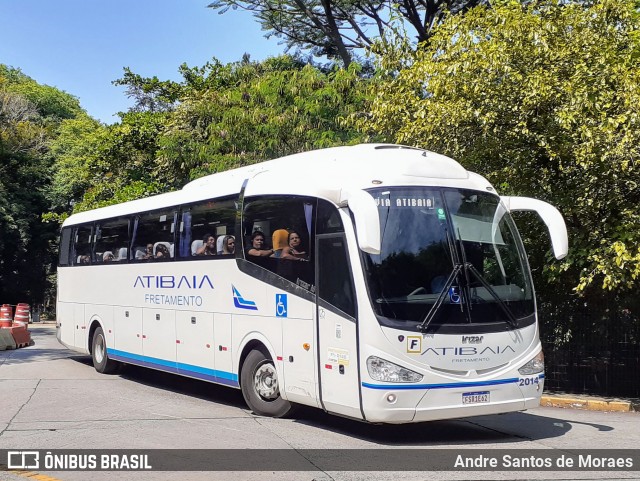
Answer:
xmin=91 ymin=327 xmax=119 ymax=374
xmin=241 ymin=349 xmax=294 ymax=418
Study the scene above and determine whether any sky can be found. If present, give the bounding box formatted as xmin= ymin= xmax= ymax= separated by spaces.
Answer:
xmin=0 ymin=0 xmax=284 ymax=124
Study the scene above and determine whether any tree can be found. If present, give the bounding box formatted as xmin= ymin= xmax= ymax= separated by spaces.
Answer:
xmin=207 ymin=0 xmax=486 ymax=67
xmin=0 ymin=65 xmax=83 ymax=307
xmin=358 ymin=0 xmax=640 ymax=296
xmin=54 ymin=55 xmax=369 ymax=211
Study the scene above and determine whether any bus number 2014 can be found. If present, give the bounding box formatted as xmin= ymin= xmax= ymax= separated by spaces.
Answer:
xmin=519 ymin=377 xmax=540 ymax=386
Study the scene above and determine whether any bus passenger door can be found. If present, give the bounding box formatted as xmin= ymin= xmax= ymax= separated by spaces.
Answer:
xmin=316 ymin=234 xmax=362 ymax=419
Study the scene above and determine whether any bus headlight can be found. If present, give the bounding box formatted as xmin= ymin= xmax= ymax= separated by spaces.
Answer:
xmin=518 ymin=351 xmax=544 ymax=375
xmin=367 ymin=356 xmax=423 ymax=383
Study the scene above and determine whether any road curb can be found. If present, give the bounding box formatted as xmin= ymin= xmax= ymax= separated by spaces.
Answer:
xmin=541 ymin=395 xmax=635 ymax=412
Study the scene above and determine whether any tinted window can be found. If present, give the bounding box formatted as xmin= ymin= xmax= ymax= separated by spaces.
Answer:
xmin=131 ymin=209 xmax=176 ymax=262
xmin=72 ymin=225 xmax=93 ymax=265
xmin=317 ymin=235 xmax=355 ymax=318
xmin=243 ymin=196 xmax=315 ymax=291
xmin=179 ymin=197 xmax=237 ymax=259
xmin=95 ymin=218 xmax=130 ymax=264
xmin=59 ymin=227 xmax=72 ymax=266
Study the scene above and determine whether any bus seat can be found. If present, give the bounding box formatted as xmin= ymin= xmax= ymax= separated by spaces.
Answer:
xmin=154 ymin=241 xmax=173 ymax=258
xmin=191 ymin=240 xmax=203 ymax=256
xmin=272 ymin=229 xmax=289 ymax=258
xmin=117 ymin=247 xmax=128 ymax=261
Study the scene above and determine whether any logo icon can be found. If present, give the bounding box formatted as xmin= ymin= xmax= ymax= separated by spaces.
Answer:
xmin=449 ymin=286 xmax=461 ymax=304
xmin=8 ymin=451 xmax=40 ymax=469
xmin=407 ymin=336 xmax=422 ymax=353
xmin=276 ymin=294 xmax=287 ymax=317
xmin=232 ymin=286 xmax=258 ymax=310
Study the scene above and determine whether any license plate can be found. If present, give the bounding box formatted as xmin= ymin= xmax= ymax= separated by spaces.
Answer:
xmin=462 ymin=391 xmax=490 ymax=404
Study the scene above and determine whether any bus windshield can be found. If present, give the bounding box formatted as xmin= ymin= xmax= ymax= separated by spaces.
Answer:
xmin=362 ymin=187 xmax=534 ymax=331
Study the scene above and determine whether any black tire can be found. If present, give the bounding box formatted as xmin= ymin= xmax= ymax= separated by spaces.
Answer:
xmin=91 ymin=327 xmax=120 ymax=374
xmin=240 ymin=349 xmax=295 ymax=417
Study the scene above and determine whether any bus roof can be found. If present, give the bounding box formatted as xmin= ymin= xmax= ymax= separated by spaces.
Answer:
xmin=62 ymin=144 xmax=494 ymax=227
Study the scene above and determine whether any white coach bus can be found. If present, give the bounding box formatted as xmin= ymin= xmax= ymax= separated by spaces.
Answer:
xmin=57 ymin=144 xmax=568 ymax=423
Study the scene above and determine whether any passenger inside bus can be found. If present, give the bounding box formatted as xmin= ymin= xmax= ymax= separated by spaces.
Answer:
xmin=280 ymin=230 xmax=308 ymax=262
xmin=196 ymin=234 xmax=216 ymax=256
xmin=155 ymin=243 xmax=171 ymax=259
xmin=139 ymin=244 xmax=154 ymax=260
xmin=246 ymin=231 xmax=274 ymax=257
xmin=222 ymin=235 xmax=235 ymax=255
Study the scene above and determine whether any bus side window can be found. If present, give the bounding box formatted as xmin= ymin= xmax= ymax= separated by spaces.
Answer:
xmin=317 ymin=235 xmax=355 ymax=318
xmin=94 ymin=218 xmax=130 ymax=264
xmin=59 ymin=227 xmax=73 ymax=266
xmin=179 ymin=197 xmax=237 ymax=259
xmin=72 ymin=224 xmax=93 ymax=266
xmin=316 ymin=201 xmax=355 ymax=318
xmin=242 ymin=195 xmax=315 ymax=289
xmin=131 ymin=209 xmax=176 ymax=262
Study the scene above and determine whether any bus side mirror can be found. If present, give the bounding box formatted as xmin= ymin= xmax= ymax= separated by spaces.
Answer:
xmin=501 ymin=196 xmax=568 ymax=260
xmin=346 ymin=190 xmax=381 ymax=255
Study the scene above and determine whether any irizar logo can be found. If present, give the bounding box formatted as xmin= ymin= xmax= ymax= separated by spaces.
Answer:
xmin=133 ymin=275 xmax=214 ymax=289
xmin=422 ymin=345 xmax=516 ymax=356
xmin=462 ymin=335 xmax=484 ymax=344
xmin=233 ymin=285 xmax=258 ymax=310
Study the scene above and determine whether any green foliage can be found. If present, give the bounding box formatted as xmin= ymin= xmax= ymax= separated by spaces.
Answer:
xmin=47 ymin=114 xmax=105 ymax=210
xmin=358 ymin=0 xmax=640 ymax=296
xmin=157 ymin=56 xmax=370 ymax=185
xmin=0 ymin=65 xmax=82 ymax=120
xmin=49 ymin=55 xmax=369 ymax=211
xmin=0 ymin=65 xmax=84 ymax=306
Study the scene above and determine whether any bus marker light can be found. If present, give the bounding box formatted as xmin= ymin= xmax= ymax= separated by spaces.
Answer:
xmin=303 ymin=343 xmax=310 ymax=351
xmin=325 ymin=364 xmax=332 ymax=370
xmin=277 ymin=356 xmax=283 ymax=361
xmin=386 ymin=394 xmax=397 ymax=403
xmin=176 ymin=340 xmax=181 ymax=344
xmin=206 ymin=344 xmax=210 ymax=348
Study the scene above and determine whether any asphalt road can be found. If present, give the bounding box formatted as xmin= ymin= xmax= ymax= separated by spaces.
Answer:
xmin=1 ymin=325 xmax=638 ymax=481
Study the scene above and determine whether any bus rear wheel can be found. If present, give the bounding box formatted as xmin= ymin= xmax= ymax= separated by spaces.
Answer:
xmin=241 ymin=349 xmax=295 ymax=418
xmin=92 ymin=326 xmax=119 ymax=374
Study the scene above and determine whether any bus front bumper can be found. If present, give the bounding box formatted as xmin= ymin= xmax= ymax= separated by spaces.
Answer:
xmin=361 ymin=379 xmax=543 ymax=424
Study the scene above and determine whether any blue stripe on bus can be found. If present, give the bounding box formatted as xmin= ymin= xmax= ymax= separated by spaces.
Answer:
xmin=362 ymin=375 xmax=543 ymax=390
xmin=107 ymin=348 xmax=239 ymax=387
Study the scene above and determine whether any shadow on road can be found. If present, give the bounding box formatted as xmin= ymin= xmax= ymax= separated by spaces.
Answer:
xmin=19 ymin=325 xmax=614 ymax=446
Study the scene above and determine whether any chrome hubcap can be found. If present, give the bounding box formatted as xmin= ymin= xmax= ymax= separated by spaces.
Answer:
xmin=254 ymin=363 xmax=279 ymax=400
xmin=95 ymin=335 xmax=105 ymax=363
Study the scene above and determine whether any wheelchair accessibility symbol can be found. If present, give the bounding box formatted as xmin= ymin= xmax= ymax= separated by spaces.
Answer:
xmin=276 ymin=294 xmax=288 ymax=317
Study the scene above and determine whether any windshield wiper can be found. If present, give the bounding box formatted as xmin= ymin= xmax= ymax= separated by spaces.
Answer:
xmin=416 ymin=263 xmax=463 ymax=333
xmin=417 ymin=222 xmax=466 ymax=333
xmin=456 ymin=228 xmax=474 ymax=323
xmin=465 ymin=263 xmax=519 ymax=329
